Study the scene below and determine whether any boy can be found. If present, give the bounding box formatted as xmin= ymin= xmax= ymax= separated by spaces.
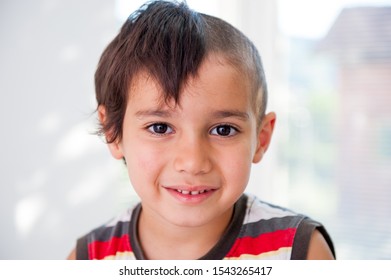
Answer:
xmin=68 ymin=0 xmax=335 ymax=260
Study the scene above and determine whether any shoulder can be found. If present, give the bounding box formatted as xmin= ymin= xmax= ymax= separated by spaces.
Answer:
xmin=224 ymin=194 xmax=308 ymax=259
xmin=290 ymin=215 xmax=336 ymax=259
xmin=242 ymin=194 xmax=336 ymax=260
xmin=242 ymin=194 xmax=309 ymax=243
xmin=307 ymin=229 xmax=335 ymax=259
xmin=66 ymin=248 xmax=76 ymax=260
xmin=244 ymin=193 xmax=306 ymax=226
xmin=74 ymin=203 xmax=140 ymax=260
xmin=89 ymin=206 xmax=135 ymax=239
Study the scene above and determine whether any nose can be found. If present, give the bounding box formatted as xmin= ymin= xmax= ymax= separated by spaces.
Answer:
xmin=173 ymin=134 xmax=212 ymax=175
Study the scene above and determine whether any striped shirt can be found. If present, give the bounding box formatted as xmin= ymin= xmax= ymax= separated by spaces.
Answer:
xmin=76 ymin=193 xmax=335 ymax=260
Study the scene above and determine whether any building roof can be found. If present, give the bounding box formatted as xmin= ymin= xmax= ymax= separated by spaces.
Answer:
xmin=318 ymin=6 xmax=391 ymax=62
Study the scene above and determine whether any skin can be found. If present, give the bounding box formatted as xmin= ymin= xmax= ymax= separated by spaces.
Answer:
xmin=67 ymin=54 xmax=334 ymax=260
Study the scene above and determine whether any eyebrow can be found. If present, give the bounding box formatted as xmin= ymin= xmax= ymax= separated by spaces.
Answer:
xmin=212 ymin=110 xmax=250 ymax=121
xmin=135 ymin=109 xmax=249 ymax=120
xmin=135 ymin=109 xmax=173 ymax=118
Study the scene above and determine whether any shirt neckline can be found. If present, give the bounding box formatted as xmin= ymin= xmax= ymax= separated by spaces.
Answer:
xmin=129 ymin=194 xmax=248 ymax=260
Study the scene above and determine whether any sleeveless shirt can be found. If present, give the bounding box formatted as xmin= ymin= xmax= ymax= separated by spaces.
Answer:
xmin=76 ymin=193 xmax=335 ymax=260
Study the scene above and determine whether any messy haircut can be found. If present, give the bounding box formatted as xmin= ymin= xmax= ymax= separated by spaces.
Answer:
xmin=95 ymin=0 xmax=268 ymax=143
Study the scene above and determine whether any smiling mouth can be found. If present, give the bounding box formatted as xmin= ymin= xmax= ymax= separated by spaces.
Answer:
xmin=164 ymin=185 xmax=217 ymax=195
xmin=164 ymin=186 xmax=217 ymax=203
xmin=175 ymin=189 xmax=212 ymax=195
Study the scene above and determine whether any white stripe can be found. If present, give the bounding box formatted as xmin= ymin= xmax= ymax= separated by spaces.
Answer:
xmin=101 ymin=251 xmax=136 ymax=260
xmin=105 ymin=205 xmax=137 ymax=227
xmin=224 ymin=247 xmax=292 ymax=260
xmin=244 ymin=194 xmax=297 ymax=224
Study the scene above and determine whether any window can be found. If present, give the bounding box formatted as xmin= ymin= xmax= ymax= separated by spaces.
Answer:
xmin=273 ymin=0 xmax=391 ymax=259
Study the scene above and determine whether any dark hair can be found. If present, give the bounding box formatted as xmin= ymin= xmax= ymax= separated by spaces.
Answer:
xmin=95 ymin=0 xmax=268 ymax=143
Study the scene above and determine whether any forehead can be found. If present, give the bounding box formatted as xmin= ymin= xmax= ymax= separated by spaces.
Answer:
xmin=128 ymin=54 xmax=253 ymax=110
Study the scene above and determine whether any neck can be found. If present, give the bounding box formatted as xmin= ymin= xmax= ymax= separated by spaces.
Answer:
xmin=137 ymin=206 xmax=233 ymax=260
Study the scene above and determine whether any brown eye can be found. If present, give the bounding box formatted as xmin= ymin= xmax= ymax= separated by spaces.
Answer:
xmin=147 ymin=123 xmax=173 ymax=135
xmin=211 ymin=125 xmax=238 ymax=137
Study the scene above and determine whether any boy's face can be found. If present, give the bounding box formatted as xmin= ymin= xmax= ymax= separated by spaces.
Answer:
xmin=103 ymin=54 xmax=275 ymax=229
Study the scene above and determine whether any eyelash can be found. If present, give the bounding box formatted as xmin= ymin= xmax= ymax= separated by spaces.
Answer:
xmin=210 ymin=124 xmax=239 ymax=137
xmin=146 ymin=123 xmax=174 ymax=136
xmin=145 ymin=123 xmax=240 ymax=137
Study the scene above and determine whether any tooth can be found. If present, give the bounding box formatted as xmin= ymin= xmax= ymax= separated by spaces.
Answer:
xmin=199 ymin=190 xmax=205 ymax=194
xmin=191 ymin=191 xmax=199 ymax=195
xmin=177 ymin=189 xmax=182 ymax=193
xmin=182 ymin=190 xmax=190 ymax=195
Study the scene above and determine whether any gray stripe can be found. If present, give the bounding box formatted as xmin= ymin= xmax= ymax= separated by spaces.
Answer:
xmin=89 ymin=221 xmax=131 ymax=242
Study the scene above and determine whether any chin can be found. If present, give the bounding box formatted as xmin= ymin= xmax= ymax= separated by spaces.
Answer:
xmin=163 ymin=212 xmax=214 ymax=228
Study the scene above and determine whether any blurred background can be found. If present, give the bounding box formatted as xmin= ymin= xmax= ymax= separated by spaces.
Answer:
xmin=1 ymin=0 xmax=390 ymax=259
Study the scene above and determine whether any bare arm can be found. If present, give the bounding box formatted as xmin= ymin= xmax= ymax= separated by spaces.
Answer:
xmin=67 ymin=248 xmax=76 ymax=260
xmin=306 ymin=229 xmax=335 ymax=260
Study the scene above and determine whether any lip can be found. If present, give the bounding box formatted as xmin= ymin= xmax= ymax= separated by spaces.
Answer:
xmin=163 ymin=185 xmax=218 ymax=204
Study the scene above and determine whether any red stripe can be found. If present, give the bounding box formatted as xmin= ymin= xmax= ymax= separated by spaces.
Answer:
xmin=88 ymin=235 xmax=132 ymax=260
xmin=226 ymin=228 xmax=296 ymax=258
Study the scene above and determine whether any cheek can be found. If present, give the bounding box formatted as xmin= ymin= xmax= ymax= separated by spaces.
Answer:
xmin=125 ymin=142 xmax=165 ymax=184
xmin=219 ymin=144 xmax=253 ymax=185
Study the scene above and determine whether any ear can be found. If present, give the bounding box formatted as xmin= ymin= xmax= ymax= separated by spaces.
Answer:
xmin=252 ymin=112 xmax=276 ymax=163
xmin=98 ymin=105 xmax=124 ymax=160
